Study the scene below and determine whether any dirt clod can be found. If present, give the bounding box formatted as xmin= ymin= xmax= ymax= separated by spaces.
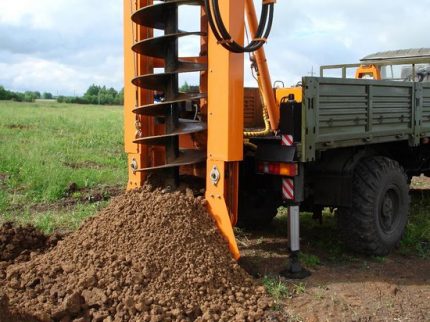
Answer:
xmin=1 ymin=187 xmax=283 ymax=321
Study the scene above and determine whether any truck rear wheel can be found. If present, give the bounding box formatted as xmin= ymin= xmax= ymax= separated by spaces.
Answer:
xmin=338 ymin=157 xmax=410 ymax=256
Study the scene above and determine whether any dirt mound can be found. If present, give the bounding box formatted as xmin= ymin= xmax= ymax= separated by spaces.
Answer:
xmin=0 ymin=223 xmax=64 ymax=321
xmin=2 ymin=187 xmax=282 ymax=321
xmin=0 ymin=222 xmax=57 ymax=262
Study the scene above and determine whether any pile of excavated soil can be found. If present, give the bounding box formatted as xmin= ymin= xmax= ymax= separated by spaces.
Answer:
xmin=0 ymin=222 xmax=63 ymax=282
xmin=1 ymin=187 xmax=282 ymax=322
xmin=0 ymin=223 xmax=63 ymax=322
xmin=0 ymin=222 xmax=51 ymax=262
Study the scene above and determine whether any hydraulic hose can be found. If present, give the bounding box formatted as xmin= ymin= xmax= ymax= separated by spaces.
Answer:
xmin=244 ymin=62 xmax=271 ymax=137
xmin=204 ymin=0 xmax=276 ymax=53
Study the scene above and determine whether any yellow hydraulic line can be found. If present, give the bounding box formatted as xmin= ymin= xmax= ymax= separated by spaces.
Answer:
xmin=245 ymin=0 xmax=279 ymax=132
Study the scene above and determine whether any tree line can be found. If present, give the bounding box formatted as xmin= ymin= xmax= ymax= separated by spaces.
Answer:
xmin=0 ymin=84 xmax=124 ymax=106
xmin=0 ymin=86 xmax=53 ymax=102
xmin=57 ymin=85 xmax=124 ymax=105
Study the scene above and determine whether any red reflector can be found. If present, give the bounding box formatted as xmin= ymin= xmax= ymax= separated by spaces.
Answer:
xmin=269 ymin=163 xmax=280 ymax=174
xmin=257 ymin=162 xmax=298 ymax=176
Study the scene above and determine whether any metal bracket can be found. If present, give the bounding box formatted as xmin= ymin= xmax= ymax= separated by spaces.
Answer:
xmin=210 ymin=166 xmax=220 ymax=185
xmin=130 ymin=158 xmax=138 ymax=174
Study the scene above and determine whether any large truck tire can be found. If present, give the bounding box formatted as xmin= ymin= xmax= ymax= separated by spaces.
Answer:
xmin=338 ymin=157 xmax=410 ymax=256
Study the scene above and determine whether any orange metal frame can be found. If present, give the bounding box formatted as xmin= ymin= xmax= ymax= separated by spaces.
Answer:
xmin=124 ymin=0 xmax=248 ymax=259
xmin=205 ymin=0 xmax=245 ymax=259
xmin=124 ymin=0 xmax=153 ymax=190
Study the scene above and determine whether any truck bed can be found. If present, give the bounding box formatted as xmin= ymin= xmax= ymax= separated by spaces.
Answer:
xmin=300 ymin=77 xmax=430 ymax=161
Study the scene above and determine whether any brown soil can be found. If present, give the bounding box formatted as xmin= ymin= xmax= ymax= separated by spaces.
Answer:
xmin=238 ymin=218 xmax=430 ymax=321
xmin=0 ymin=222 xmax=59 ymax=263
xmin=0 ymin=223 xmax=63 ymax=322
xmin=4 ymin=124 xmax=33 ymax=130
xmin=1 ymin=187 xmax=284 ymax=322
xmin=0 ymin=293 xmax=40 ymax=322
xmin=282 ymin=258 xmax=430 ymax=321
xmin=0 ymin=173 xmax=7 ymax=184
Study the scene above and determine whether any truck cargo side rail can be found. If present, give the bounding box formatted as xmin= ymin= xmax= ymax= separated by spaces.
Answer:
xmin=301 ymin=77 xmax=427 ymax=161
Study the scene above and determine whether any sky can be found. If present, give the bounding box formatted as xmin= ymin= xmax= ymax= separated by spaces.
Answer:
xmin=0 ymin=0 xmax=429 ymax=96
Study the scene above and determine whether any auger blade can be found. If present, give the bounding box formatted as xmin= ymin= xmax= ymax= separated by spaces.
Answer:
xmin=132 ymin=63 xmax=206 ymax=91
xmin=130 ymin=0 xmax=207 ymax=178
xmin=132 ymin=32 xmax=205 ymax=59
xmin=132 ymin=0 xmax=203 ymax=30
xmin=134 ymin=120 xmax=207 ymax=145
xmin=133 ymin=92 xmax=207 ymax=116
xmin=133 ymin=149 xmax=206 ymax=172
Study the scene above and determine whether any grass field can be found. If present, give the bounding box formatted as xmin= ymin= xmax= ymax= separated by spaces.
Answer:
xmin=0 ymin=101 xmax=126 ymax=232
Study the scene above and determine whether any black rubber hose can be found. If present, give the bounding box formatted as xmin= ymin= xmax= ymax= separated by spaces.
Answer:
xmin=204 ymin=0 xmax=221 ymax=42
xmin=205 ymin=0 xmax=252 ymax=52
xmin=242 ymin=4 xmax=274 ymax=52
xmin=213 ymin=0 xmax=269 ymax=53
xmin=212 ymin=0 xmax=267 ymax=41
xmin=262 ymin=4 xmax=274 ymax=40
xmin=204 ymin=0 xmax=275 ymax=53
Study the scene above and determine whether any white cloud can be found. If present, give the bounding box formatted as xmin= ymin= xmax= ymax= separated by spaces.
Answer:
xmin=0 ymin=0 xmax=63 ymax=29
xmin=0 ymin=54 xmax=122 ymax=96
xmin=0 ymin=0 xmax=429 ymax=94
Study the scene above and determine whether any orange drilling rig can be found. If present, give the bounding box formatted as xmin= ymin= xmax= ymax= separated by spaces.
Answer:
xmin=123 ymin=0 xmax=286 ymax=269
xmin=124 ymin=1 xmax=430 ymax=278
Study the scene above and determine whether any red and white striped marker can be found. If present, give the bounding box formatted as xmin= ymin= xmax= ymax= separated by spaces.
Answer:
xmin=281 ymin=134 xmax=294 ymax=146
xmin=282 ymin=178 xmax=294 ymax=200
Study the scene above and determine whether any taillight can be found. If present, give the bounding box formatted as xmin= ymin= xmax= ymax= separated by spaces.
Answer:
xmin=257 ymin=162 xmax=298 ymax=176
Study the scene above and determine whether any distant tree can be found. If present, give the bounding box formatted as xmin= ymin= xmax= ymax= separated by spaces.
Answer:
xmin=116 ymin=88 xmax=124 ymax=105
xmin=0 ymin=87 xmax=52 ymax=102
xmin=180 ymin=81 xmax=190 ymax=92
xmin=43 ymin=92 xmax=53 ymax=99
xmin=23 ymin=91 xmax=40 ymax=102
xmin=10 ymin=92 xmax=24 ymax=102
xmin=85 ymin=84 xmax=101 ymax=97
xmin=0 ymin=86 xmax=10 ymax=100
xmin=57 ymin=96 xmax=66 ymax=103
xmin=55 ymin=85 xmax=123 ymax=106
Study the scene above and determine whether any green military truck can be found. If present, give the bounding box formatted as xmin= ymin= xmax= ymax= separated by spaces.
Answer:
xmin=241 ymin=49 xmax=430 ymax=257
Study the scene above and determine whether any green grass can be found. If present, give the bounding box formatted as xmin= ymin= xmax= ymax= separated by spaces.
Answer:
xmin=299 ymin=252 xmax=321 ymax=268
xmin=262 ymin=276 xmax=307 ymax=307
xmin=1 ymin=202 xmax=108 ymax=234
xmin=400 ymin=194 xmax=430 ymax=258
xmin=0 ymin=101 xmax=126 ymax=231
xmin=262 ymin=276 xmax=291 ymax=310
